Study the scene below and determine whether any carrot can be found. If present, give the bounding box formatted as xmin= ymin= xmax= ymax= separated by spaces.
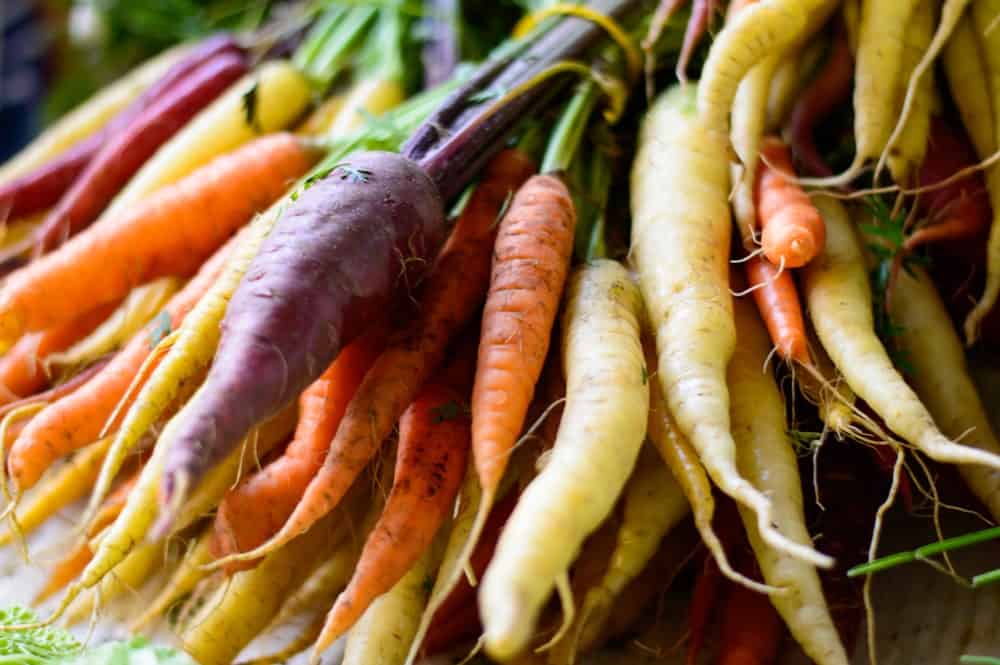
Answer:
xmin=479 ymin=259 xmax=647 ymax=660
xmin=0 ymin=43 xmax=190 ymax=186
xmin=6 ymin=237 xmax=231 ymax=493
xmin=100 ymin=61 xmax=312 ymax=223
xmin=0 ymin=132 xmax=317 ymax=345
xmin=214 ymin=148 xmax=533 ymax=567
xmin=730 ymin=294 xmax=849 ymax=665
xmin=312 ymin=377 xmax=470 ymax=653
xmin=755 ymin=136 xmax=825 ymax=268
xmin=765 ymin=38 xmax=828 ymax=131
xmin=46 ymin=277 xmax=181 ymax=374
xmin=129 ymin=532 xmax=214 ymax=632
xmin=632 ymin=84 xmax=829 ymax=570
xmin=788 ymin=26 xmax=853 ymax=178
xmin=0 ymin=303 xmax=116 ymax=401
xmin=33 ymin=52 xmax=248 ymax=254
xmin=881 ymin=0 xmax=935 ymax=184
xmin=295 ymin=94 xmax=346 ymax=136
xmin=686 ymin=555 xmax=723 ymax=665
xmin=744 ymin=255 xmax=809 ymax=365
xmin=803 ymin=196 xmax=1000 ymax=471
xmin=902 ymin=118 xmax=990 ymax=255
xmin=573 ymin=444 xmax=689 ymax=653
xmin=0 ymin=357 xmax=109 ymax=422
xmin=677 ymin=0 xmax=721 ymax=83
xmin=0 ymin=36 xmax=244 ymax=227
xmin=943 ymin=12 xmax=995 ymax=163
xmin=0 ymin=436 xmax=110 ymax=547
xmin=695 ymin=0 xmax=837 ymax=134
xmin=890 ymin=266 xmax=1000 ymax=522
xmin=210 ymin=330 xmax=385 ymax=569
xmin=34 ymin=469 xmax=138 ymax=603
xmin=156 ymin=151 xmax=445 ymax=531
xmin=717 ymin=573 xmax=785 ymax=665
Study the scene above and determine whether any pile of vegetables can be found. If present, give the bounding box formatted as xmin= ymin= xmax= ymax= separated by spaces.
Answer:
xmin=1 ymin=0 xmax=1000 ymax=663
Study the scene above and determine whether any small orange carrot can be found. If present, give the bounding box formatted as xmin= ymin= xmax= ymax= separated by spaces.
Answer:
xmin=0 ymin=133 xmax=317 ymax=345
xmin=6 ymin=239 xmax=231 ymax=492
xmin=0 ymin=303 xmax=117 ymax=402
xmin=0 ymin=357 xmax=109 ymax=420
xmin=744 ymin=255 xmax=809 ymax=364
xmin=34 ymin=469 xmax=139 ymax=603
xmin=210 ymin=149 xmax=534 ymax=567
xmin=472 ymin=173 xmax=576 ymax=503
xmin=210 ymin=328 xmax=387 ymax=570
xmin=755 ymin=137 xmax=825 ymax=268
xmin=312 ymin=375 xmax=471 ymax=653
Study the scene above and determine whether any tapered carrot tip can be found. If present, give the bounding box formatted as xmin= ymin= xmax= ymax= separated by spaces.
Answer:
xmin=483 ymin=593 xmax=532 ymax=661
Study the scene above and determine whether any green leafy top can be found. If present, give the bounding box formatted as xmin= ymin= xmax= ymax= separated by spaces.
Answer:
xmin=61 ymin=637 xmax=196 ymax=665
xmin=0 ymin=606 xmax=80 ymax=663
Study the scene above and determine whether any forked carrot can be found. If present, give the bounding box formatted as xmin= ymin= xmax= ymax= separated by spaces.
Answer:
xmin=755 ymin=136 xmax=825 ymax=268
xmin=0 ymin=303 xmax=117 ymax=401
xmin=312 ymin=376 xmax=471 ymax=653
xmin=744 ymin=255 xmax=809 ymax=365
xmin=0 ymin=133 xmax=318 ymax=347
xmin=210 ymin=329 xmax=387 ymax=569
xmin=5 ymin=239 xmax=231 ymax=492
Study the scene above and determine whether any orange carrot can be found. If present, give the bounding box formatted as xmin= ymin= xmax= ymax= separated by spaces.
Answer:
xmin=33 ymin=469 xmax=139 ymax=603
xmin=312 ymin=374 xmax=472 ymax=653
xmin=211 ymin=149 xmax=534 ymax=566
xmin=0 ymin=303 xmax=117 ymax=401
xmin=0 ymin=133 xmax=317 ymax=345
xmin=717 ymin=573 xmax=785 ymax=665
xmin=0 ymin=357 xmax=109 ymax=420
xmin=755 ymin=136 xmax=825 ymax=268
xmin=6 ymin=240 xmax=231 ymax=492
xmin=210 ymin=328 xmax=387 ymax=570
xmin=744 ymin=255 xmax=809 ymax=364
xmin=472 ymin=173 xmax=576 ymax=502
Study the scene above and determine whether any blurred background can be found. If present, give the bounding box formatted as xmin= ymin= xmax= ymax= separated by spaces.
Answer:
xmin=1 ymin=0 xmax=283 ymax=161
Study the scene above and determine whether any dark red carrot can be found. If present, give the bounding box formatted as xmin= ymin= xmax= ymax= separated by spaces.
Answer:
xmin=717 ymin=570 xmax=785 ymax=665
xmin=687 ymin=554 xmax=722 ymax=665
xmin=156 ymin=152 xmax=445 ymax=527
xmin=788 ymin=26 xmax=853 ymax=178
xmin=32 ymin=51 xmax=248 ymax=254
xmin=0 ymin=35 xmax=243 ymax=222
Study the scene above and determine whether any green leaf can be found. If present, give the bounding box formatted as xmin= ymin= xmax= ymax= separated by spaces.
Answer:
xmin=148 ymin=311 xmax=173 ymax=349
xmin=0 ymin=606 xmax=80 ymax=661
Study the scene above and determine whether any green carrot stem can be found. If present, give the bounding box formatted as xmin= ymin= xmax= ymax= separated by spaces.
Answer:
xmin=972 ymin=568 xmax=1000 ymax=588
xmin=848 ymin=526 xmax=1000 ymax=578
xmin=541 ymin=80 xmax=600 ymax=175
xmin=961 ymin=656 xmax=1000 ymax=665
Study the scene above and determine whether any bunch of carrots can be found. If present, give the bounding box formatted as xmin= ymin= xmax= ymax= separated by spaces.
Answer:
xmin=0 ymin=1 xmax=999 ymax=664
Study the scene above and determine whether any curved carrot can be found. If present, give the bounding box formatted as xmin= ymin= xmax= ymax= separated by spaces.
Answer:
xmin=744 ymin=255 xmax=809 ymax=364
xmin=6 ymin=239 xmax=231 ymax=492
xmin=33 ymin=52 xmax=248 ymax=255
xmin=312 ymin=378 xmax=470 ymax=654
xmin=788 ymin=27 xmax=853 ymax=178
xmin=210 ymin=328 xmax=387 ymax=569
xmin=0 ymin=303 xmax=117 ymax=401
xmin=756 ymin=136 xmax=826 ymax=268
xmin=0 ymin=133 xmax=317 ymax=346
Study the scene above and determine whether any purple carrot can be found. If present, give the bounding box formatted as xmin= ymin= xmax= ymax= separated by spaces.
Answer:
xmin=155 ymin=0 xmax=648 ymax=526
xmin=157 ymin=152 xmax=444 ymax=520
xmin=0 ymin=34 xmax=243 ymax=222
xmin=32 ymin=51 xmax=247 ymax=255
xmin=788 ymin=25 xmax=853 ymax=178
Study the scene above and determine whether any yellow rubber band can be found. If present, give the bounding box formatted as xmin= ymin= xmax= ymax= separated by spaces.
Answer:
xmin=512 ymin=3 xmax=643 ymax=84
